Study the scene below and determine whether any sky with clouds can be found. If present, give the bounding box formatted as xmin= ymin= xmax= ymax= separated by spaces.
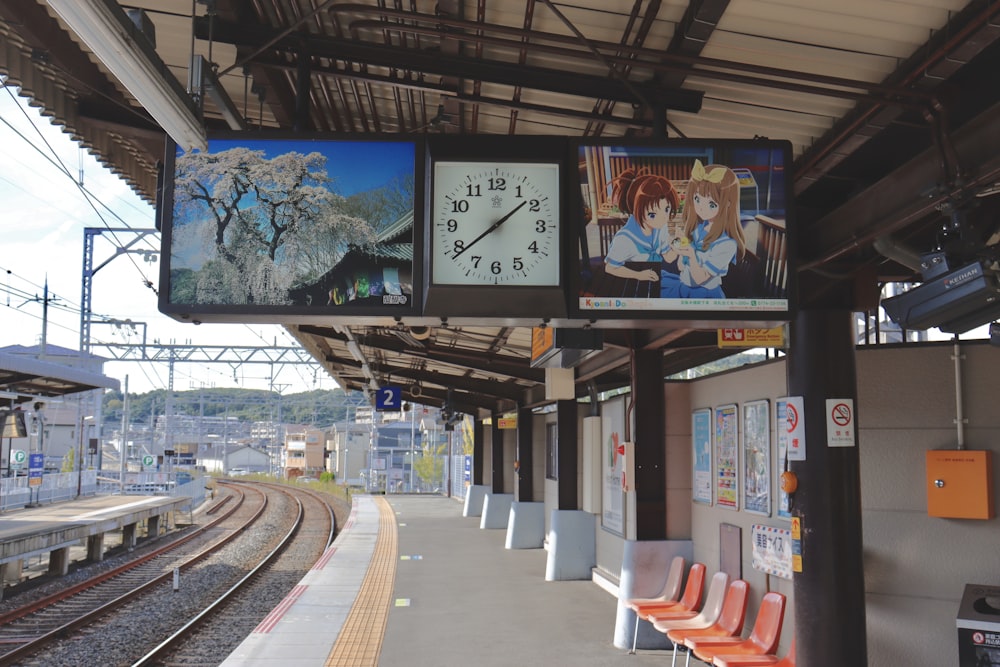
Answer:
xmin=0 ymin=88 xmax=331 ymax=395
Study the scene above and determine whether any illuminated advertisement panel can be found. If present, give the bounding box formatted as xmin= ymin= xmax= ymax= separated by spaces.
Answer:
xmin=159 ymin=135 xmax=420 ymax=322
xmin=573 ymin=139 xmax=793 ymax=321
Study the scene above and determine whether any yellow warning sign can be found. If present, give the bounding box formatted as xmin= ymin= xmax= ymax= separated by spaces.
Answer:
xmin=497 ymin=414 xmax=517 ymax=429
xmin=717 ymin=327 xmax=786 ymax=348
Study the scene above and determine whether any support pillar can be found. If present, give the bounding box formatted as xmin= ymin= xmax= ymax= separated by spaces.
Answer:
xmin=491 ymin=418 xmax=504 ymax=492
xmin=516 ymin=405 xmax=533 ymax=502
xmin=464 ymin=419 xmax=488 ymax=517
xmin=547 ymin=400 xmax=592 ymax=579
xmin=147 ymin=514 xmax=161 ymax=539
xmin=787 ymin=308 xmax=867 ymax=666
xmin=613 ymin=344 xmax=673 ymax=648
xmin=123 ymin=522 xmax=137 ymax=550
xmin=556 ymin=400 xmax=578 ymax=510
xmin=632 ymin=347 xmax=666 ymax=540
xmin=473 ymin=419 xmax=484 ymax=486
xmin=48 ymin=546 xmax=70 ymax=576
xmin=87 ymin=533 xmax=105 ymax=562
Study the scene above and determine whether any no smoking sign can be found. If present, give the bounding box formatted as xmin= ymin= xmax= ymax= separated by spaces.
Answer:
xmin=826 ymin=398 xmax=855 ymax=447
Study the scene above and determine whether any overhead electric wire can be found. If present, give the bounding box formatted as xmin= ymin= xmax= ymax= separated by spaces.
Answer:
xmin=1 ymin=87 xmax=160 ymax=289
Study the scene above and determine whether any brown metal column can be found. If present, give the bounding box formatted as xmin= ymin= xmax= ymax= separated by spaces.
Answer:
xmin=473 ymin=418 xmax=484 ymax=486
xmin=556 ymin=399 xmax=578 ymax=510
xmin=786 ymin=308 xmax=867 ymax=666
xmin=633 ymin=347 xmax=666 ymax=540
xmin=491 ymin=417 xmax=504 ymax=492
xmin=516 ymin=405 xmax=534 ymax=502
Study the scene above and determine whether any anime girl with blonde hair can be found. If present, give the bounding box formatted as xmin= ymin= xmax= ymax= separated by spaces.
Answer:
xmin=661 ymin=159 xmax=746 ymax=299
xmin=603 ymin=167 xmax=680 ymax=282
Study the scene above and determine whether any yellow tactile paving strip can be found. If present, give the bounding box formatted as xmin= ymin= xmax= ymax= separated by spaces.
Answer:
xmin=324 ymin=497 xmax=398 ymax=667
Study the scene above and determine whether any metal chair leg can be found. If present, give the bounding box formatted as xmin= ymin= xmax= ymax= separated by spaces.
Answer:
xmin=630 ymin=612 xmax=639 ymax=654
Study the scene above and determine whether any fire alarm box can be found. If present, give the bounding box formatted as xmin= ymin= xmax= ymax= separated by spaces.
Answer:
xmin=926 ymin=450 xmax=994 ymax=520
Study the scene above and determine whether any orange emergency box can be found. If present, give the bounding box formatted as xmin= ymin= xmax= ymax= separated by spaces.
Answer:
xmin=925 ymin=450 xmax=994 ymax=520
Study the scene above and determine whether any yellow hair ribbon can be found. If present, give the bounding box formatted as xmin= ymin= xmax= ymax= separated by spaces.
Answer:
xmin=691 ymin=159 xmax=727 ymax=184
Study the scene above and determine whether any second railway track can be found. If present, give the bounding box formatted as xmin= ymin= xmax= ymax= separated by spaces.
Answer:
xmin=0 ymin=481 xmax=338 ymax=667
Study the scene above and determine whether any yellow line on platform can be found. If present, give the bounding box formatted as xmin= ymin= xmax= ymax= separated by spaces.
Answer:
xmin=325 ymin=497 xmax=398 ymax=667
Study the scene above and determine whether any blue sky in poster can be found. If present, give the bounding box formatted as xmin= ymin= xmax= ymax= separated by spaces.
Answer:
xmin=191 ymin=137 xmax=415 ymax=196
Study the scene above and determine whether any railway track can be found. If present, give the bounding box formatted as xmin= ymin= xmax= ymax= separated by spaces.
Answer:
xmin=0 ymin=483 xmax=265 ymax=666
xmin=132 ymin=483 xmax=335 ymax=666
xmin=0 ymin=482 xmax=340 ymax=667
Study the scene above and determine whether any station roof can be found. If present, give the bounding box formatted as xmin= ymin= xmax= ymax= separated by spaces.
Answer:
xmin=0 ymin=350 xmax=120 ymax=402
xmin=2 ymin=1 xmax=999 ymax=413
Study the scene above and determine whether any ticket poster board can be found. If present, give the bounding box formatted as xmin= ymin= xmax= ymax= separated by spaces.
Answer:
xmin=776 ymin=398 xmax=792 ymax=519
xmin=742 ymin=399 xmax=771 ymax=516
xmin=692 ymin=408 xmax=713 ymax=505
xmin=715 ymin=404 xmax=739 ymax=510
xmin=601 ymin=395 xmax=626 ymax=535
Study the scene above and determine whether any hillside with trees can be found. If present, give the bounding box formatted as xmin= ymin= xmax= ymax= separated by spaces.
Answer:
xmin=102 ymin=387 xmax=368 ymax=427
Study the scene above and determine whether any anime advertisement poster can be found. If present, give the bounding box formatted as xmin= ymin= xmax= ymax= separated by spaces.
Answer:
xmin=575 ymin=141 xmax=791 ymax=318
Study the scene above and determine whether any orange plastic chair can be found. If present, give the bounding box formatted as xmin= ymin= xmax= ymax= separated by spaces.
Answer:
xmin=633 ymin=571 xmax=728 ymax=653
xmin=631 ymin=562 xmax=706 ymax=620
xmin=663 ymin=579 xmax=750 ymax=667
xmin=686 ymin=591 xmax=786 ymax=666
xmin=713 ymin=637 xmax=795 ymax=666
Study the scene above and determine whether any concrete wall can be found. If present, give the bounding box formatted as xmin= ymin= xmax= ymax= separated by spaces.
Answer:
xmin=528 ymin=340 xmax=998 ymax=665
xmin=858 ymin=342 xmax=1000 ymax=667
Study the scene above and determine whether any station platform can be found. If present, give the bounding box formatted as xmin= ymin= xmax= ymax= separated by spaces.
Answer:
xmin=222 ymin=494 xmax=672 ymax=667
xmin=0 ymin=494 xmax=187 ymax=591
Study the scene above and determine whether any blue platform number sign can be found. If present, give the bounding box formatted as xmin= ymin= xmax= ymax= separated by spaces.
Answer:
xmin=28 ymin=452 xmax=44 ymax=487
xmin=375 ymin=385 xmax=402 ymax=411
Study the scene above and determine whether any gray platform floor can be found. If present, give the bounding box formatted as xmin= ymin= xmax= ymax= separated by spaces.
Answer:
xmin=379 ymin=495 xmax=678 ymax=666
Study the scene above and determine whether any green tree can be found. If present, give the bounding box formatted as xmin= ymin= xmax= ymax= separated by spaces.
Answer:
xmin=413 ymin=440 xmax=446 ymax=488
xmin=61 ymin=447 xmax=75 ymax=473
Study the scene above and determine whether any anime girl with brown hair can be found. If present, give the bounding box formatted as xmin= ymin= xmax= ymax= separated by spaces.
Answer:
xmin=603 ymin=167 xmax=680 ymax=282
xmin=661 ymin=159 xmax=746 ymax=299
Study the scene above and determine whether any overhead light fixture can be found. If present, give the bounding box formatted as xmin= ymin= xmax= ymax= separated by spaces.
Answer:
xmin=45 ymin=0 xmax=208 ymax=151
xmin=191 ymin=55 xmax=246 ymax=131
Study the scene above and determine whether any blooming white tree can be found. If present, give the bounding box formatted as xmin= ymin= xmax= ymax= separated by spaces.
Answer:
xmin=171 ymin=147 xmax=375 ymax=304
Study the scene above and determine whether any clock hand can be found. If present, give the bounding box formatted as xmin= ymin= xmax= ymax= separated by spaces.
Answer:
xmin=452 ymin=199 xmax=528 ymax=258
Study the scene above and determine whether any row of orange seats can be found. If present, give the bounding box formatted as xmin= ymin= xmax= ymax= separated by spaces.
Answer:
xmin=626 ymin=557 xmax=795 ymax=667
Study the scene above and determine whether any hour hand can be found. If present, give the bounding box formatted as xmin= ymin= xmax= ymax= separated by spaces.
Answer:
xmin=452 ymin=200 xmax=527 ymax=258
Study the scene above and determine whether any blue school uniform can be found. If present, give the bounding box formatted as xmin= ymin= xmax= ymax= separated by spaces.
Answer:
xmin=660 ymin=221 xmax=737 ymax=299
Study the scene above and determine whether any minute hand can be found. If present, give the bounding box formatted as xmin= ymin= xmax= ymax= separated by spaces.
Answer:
xmin=452 ymin=200 xmax=528 ymax=258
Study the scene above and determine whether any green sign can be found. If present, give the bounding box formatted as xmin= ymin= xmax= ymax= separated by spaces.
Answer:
xmin=142 ymin=455 xmax=155 ymax=467
xmin=11 ymin=449 xmax=26 ymax=465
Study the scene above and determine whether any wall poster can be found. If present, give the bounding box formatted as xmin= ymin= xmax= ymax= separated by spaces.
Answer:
xmin=601 ymin=395 xmax=626 ymax=535
xmin=776 ymin=398 xmax=791 ymax=519
xmin=692 ymin=408 xmax=713 ymax=505
xmin=742 ymin=399 xmax=771 ymax=516
xmin=715 ymin=404 xmax=739 ymax=510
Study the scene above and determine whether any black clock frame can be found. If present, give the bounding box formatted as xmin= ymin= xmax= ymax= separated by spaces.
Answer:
xmin=422 ymin=135 xmax=573 ymax=320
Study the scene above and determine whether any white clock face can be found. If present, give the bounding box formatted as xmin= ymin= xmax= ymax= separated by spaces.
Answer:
xmin=431 ymin=161 xmax=560 ymax=286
